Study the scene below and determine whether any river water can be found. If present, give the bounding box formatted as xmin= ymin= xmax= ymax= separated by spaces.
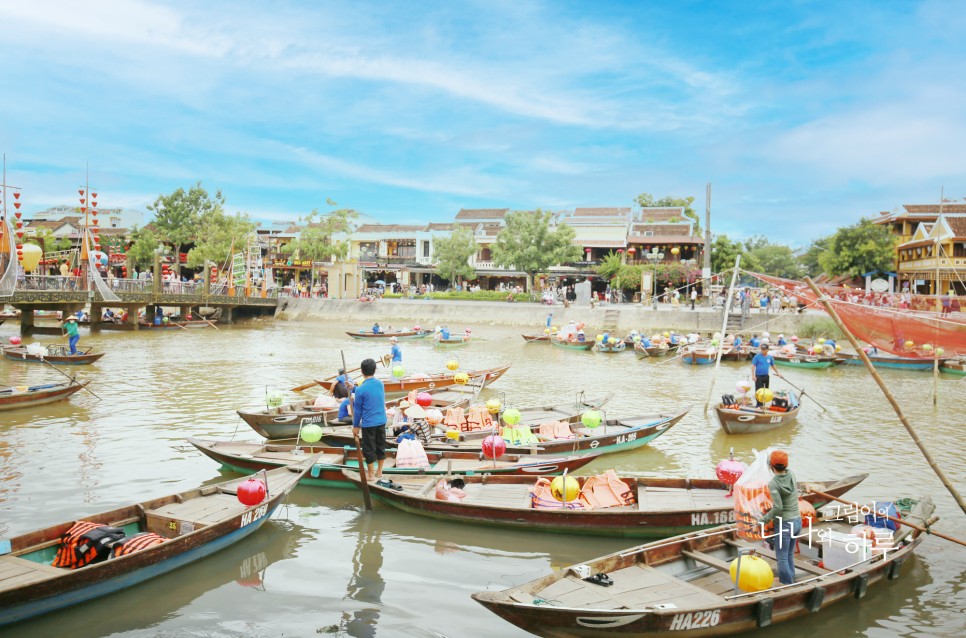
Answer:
xmin=1 ymin=318 xmax=964 ymax=637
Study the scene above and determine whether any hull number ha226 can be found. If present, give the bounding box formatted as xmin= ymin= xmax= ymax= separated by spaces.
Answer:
xmin=669 ymin=609 xmax=720 ymax=631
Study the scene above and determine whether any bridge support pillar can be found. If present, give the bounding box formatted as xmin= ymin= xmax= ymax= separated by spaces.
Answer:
xmin=90 ymin=303 xmax=104 ymax=331
xmin=127 ymin=306 xmax=140 ymax=330
xmin=19 ymin=309 xmax=35 ymax=336
xmin=223 ymin=307 xmax=234 ymax=324
xmin=181 ymin=305 xmax=192 ymax=321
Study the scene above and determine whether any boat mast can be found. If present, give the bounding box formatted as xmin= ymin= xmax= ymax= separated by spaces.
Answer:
xmin=703 ymin=255 xmax=741 ymax=414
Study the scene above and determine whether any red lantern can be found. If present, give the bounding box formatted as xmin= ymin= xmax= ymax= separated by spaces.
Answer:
xmin=416 ymin=392 xmax=433 ymax=407
xmin=236 ymin=477 xmax=266 ymax=506
xmin=627 ymin=247 xmax=637 ymax=254
xmin=9 ymin=336 xmax=22 ymax=345
xmin=79 ymin=197 xmax=85 ymax=205
xmin=15 ymin=211 xmax=21 ymax=219
xmin=13 ymin=202 xmax=20 ymax=210
xmin=481 ymin=435 xmax=506 ymax=459
xmin=92 ymin=209 xmax=98 ymax=216
xmin=714 ymin=450 xmax=747 ymax=497
xmin=78 ymin=189 xmax=85 ymax=196
xmin=13 ymin=192 xmax=19 ymax=200
xmin=92 ymin=192 xmax=97 ymax=198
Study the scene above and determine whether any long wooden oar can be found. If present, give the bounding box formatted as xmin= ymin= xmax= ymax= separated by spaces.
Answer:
xmin=291 ymin=364 xmax=363 ymax=393
xmin=38 ymin=358 xmax=102 ymax=401
xmin=806 ymin=489 xmax=966 ymax=548
xmin=341 ymin=349 xmax=372 ymax=511
xmin=203 ymin=318 xmax=219 ymax=330
xmin=775 ymin=374 xmax=828 ymax=414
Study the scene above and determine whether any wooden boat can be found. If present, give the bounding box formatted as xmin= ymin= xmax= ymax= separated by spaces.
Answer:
xmin=550 ymin=339 xmax=594 ymax=351
xmin=0 ymin=381 xmax=87 ymax=412
xmin=2 ymin=345 xmax=106 ymax=366
xmin=138 ymin=319 xmax=218 ymax=329
xmin=718 ymin=346 xmax=752 ymax=362
xmin=434 ymin=334 xmax=470 ymax=347
xmin=939 ymin=358 xmax=966 ymax=375
xmin=343 ymin=472 xmax=866 ymax=538
xmin=594 ymin=341 xmax=626 ymax=353
xmin=472 ymin=496 xmax=936 ymax=638
xmin=836 ymin=351 xmax=942 ymax=371
xmin=346 ymin=329 xmax=432 ymax=340
xmin=368 ymin=362 xmax=510 ymax=398
xmin=522 ymin=334 xmax=551 ymax=343
xmin=680 ymin=345 xmax=716 ymax=365
xmin=362 ymin=410 xmax=687 ymax=458
xmin=0 ymin=462 xmax=312 ymax=627
xmin=714 ymin=396 xmax=802 ymax=435
xmin=633 ymin=342 xmax=672 ymax=358
xmin=772 ymin=352 xmax=839 ymax=369
xmin=237 ymin=384 xmax=483 ymax=440
xmin=187 ymin=438 xmax=602 ymax=487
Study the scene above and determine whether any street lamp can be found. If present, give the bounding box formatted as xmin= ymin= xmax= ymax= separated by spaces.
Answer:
xmin=644 ymin=247 xmax=664 ymax=306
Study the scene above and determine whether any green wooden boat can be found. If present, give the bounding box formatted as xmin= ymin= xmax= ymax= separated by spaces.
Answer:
xmin=771 ymin=353 xmax=839 ymax=369
xmin=549 ymin=339 xmax=594 ymax=351
xmin=939 ymin=359 xmax=966 ymax=375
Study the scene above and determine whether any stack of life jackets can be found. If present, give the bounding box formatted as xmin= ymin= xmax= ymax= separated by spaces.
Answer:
xmin=537 ymin=421 xmax=577 ymax=440
xmin=530 ymin=470 xmax=637 ymax=511
xmin=501 ymin=424 xmax=539 ymax=445
xmin=52 ymin=521 xmax=168 ymax=569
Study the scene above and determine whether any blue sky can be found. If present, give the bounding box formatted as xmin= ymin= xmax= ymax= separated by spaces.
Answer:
xmin=1 ymin=0 xmax=965 ymax=244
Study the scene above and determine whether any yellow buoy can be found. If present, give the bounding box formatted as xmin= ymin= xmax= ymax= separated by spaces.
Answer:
xmin=755 ymin=388 xmax=773 ymax=404
xmin=730 ymin=555 xmax=774 ymax=592
xmin=550 ymin=475 xmax=580 ymax=502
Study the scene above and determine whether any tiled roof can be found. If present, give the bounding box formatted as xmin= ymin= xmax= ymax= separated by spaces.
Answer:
xmin=630 ymin=223 xmax=692 ymax=237
xmin=945 ymin=216 xmax=966 ymax=238
xmin=426 ymin=223 xmax=455 ymax=231
xmin=478 ymin=226 xmax=502 ymax=237
xmin=637 ymin=207 xmax=685 ymax=221
xmin=573 ymin=207 xmax=631 ymax=217
xmin=575 ymin=239 xmax=627 ymax=248
xmin=355 ymin=224 xmax=425 ymax=234
xmin=25 ymin=220 xmax=63 ymax=230
xmin=58 ymin=216 xmax=83 ymax=225
xmin=454 ymin=208 xmax=509 ymax=220
xmin=904 ymin=204 xmax=966 ymax=214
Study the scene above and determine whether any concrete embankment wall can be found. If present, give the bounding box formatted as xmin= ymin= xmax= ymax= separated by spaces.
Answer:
xmin=275 ymin=297 xmax=815 ymax=335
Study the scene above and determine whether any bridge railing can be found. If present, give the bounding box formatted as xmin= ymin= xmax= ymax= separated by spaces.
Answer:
xmin=18 ymin=275 xmax=84 ymax=291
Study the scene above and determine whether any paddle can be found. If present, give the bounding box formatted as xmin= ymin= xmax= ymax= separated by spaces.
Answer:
xmin=775 ymin=374 xmax=827 ymax=414
xmin=37 ymin=358 xmax=102 ymax=401
xmin=203 ymin=317 xmax=219 ymax=330
xmin=342 ymin=349 xmax=372 ymax=511
xmin=805 ymin=489 xmax=966 ymax=548
xmin=291 ymin=364 xmax=364 ymax=393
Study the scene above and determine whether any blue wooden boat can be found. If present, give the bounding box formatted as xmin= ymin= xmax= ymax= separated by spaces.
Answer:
xmin=836 ymin=352 xmax=942 ymax=371
xmin=680 ymin=345 xmax=716 ymax=365
xmin=0 ymin=463 xmax=311 ymax=627
xmin=549 ymin=339 xmax=594 ymax=351
xmin=346 ymin=329 xmax=432 ymax=340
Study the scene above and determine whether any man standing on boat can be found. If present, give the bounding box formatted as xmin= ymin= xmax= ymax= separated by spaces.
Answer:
xmin=62 ymin=315 xmax=80 ymax=355
xmin=353 ymin=358 xmax=388 ymax=482
xmin=751 ymin=344 xmax=782 ymax=406
xmin=757 ymin=450 xmax=801 ymax=585
xmin=389 ymin=336 xmax=402 ymax=363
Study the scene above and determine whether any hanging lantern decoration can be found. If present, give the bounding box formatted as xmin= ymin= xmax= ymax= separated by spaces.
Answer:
xmin=485 ymin=398 xmax=502 ymax=414
xmin=481 ymin=434 xmax=506 ymax=459
xmin=671 ymin=246 xmax=680 ymax=255
xmin=236 ymin=477 xmax=267 ymax=506
xmin=453 ymin=372 xmax=469 ymax=385
xmin=20 ymin=244 xmax=43 ymax=273
xmin=714 ymin=448 xmax=747 ymax=497
xmin=627 ymin=247 xmax=637 ymax=255
xmin=799 ymin=499 xmax=817 ymax=528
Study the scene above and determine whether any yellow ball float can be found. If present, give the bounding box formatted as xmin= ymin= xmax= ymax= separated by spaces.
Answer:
xmin=446 ymin=359 xmax=460 ymax=371
xmin=755 ymin=388 xmax=773 ymax=404
xmin=486 ymin=398 xmax=502 ymax=414
xmin=550 ymin=475 xmax=580 ymax=502
xmin=453 ymin=372 xmax=469 ymax=385
xmin=730 ymin=555 xmax=774 ymax=592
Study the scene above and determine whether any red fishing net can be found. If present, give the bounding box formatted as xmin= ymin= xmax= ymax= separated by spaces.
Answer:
xmin=749 ymin=273 xmax=966 ymax=358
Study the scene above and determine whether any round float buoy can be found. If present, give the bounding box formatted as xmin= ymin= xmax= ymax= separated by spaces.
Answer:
xmin=300 ymin=424 xmax=324 ymax=443
xmin=550 ymin=475 xmax=580 ymax=502
xmin=729 ymin=555 xmax=773 ymax=592
xmin=502 ymin=408 xmax=521 ymax=425
xmin=481 ymin=434 xmax=506 ymax=459
xmin=236 ymin=477 xmax=267 ymax=506
xmin=581 ymin=410 xmax=602 ymax=429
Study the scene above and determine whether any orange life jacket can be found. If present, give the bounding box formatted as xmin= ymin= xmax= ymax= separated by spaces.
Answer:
xmin=578 ymin=470 xmax=636 ymax=509
xmin=530 ymin=477 xmax=586 ymax=510
xmin=110 ymin=532 xmax=166 ymax=558
xmin=52 ymin=521 xmax=126 ymax=569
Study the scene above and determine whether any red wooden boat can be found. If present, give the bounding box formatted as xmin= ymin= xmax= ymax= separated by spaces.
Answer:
xmin=2 ymin=345 xmax=105 ymax=366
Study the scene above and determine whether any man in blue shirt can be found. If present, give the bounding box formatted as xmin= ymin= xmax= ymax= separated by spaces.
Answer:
xmin=353 ymin=358 xmax=388 ymax=481
xmin=777 ymin=334 xmax=787 ymax=346
xmin=440 ymin=326 xmax=451 ymax=340
xmin=389 ymin=336 xmax=402 ymax=363
xmin=749 ymin=334 xmax=760 ymax=348
xmin=751 ymin=344 xmax=783 ymax=407
xmin=371 ymin=322 xmax=382 ymax=334
xmin=336 ymin=396 xmax=352 ymax=424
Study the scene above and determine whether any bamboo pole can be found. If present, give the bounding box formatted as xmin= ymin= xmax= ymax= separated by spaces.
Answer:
xmin=804 ymin=276 xmax=966 ymax=517
xmin=806 ymin=489 xmax=966 ymax=548
xmin=703 ymin=256 xmax=741 ymax=414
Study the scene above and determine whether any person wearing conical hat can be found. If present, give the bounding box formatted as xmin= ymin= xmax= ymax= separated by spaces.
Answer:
xmin=63 ymin=315 xmax=81 ymax=355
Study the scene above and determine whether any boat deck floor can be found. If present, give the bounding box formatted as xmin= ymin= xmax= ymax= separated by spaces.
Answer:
xmin=534 ymin=564 xmax=725 ymax=610
xmin=638 ymin=486 xmax=732 ymax=512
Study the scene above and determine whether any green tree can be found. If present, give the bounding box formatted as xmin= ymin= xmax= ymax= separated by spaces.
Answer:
xmin=25 ymin=228 xmax=72 ymax=253
xmin=126 ymin=226 xmax=162 ymax=270
xmin=747 ymin=243 xmax=801 ymax=278
xmin=186 ymin=210 xmax=256 ymax=268
xmin=491 ymin=210 xmax=582 ymax=290
xmin=818 ymin=218 xmax=896 ymax=277
xmin=635 ymin=193 xmax=701 ymax=234
xmin=284 ymin=205 xmax=359 ymax=263
xmin=710 ymin=234 xmax=744 ymax=273
xmin=594 ymin=251 xmax=625 ymax=281
xmin=799 ymin=236 xmax=831 ymax=277
xmin=433 ymin=226 xmax=477 ymax=287
xmin=148 ymin=182 xmax=224 ymax=275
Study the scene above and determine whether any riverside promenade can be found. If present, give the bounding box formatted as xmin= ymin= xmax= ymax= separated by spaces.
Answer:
xmin=276 ymin=296 xmax=821 ymax=335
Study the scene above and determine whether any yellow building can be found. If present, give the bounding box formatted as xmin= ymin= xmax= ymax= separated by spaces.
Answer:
xmin=874 ymin=204 xmax=966 ymax=295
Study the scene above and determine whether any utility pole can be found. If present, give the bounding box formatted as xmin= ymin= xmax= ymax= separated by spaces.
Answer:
xmin=703 ymin=182 xmax=712 ymax=301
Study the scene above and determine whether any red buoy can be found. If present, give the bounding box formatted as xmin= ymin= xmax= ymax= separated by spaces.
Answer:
xmin=236 ymin=478 xmax=266 ymax=506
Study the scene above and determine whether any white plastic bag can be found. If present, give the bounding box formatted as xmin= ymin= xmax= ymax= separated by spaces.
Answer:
xmin=395 ymin=439 xmax=430 ymax=468
xmin=734 ymin=448 xmax=776 ymax=541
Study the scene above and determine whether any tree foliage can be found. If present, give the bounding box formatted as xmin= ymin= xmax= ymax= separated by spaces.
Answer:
xmin=635 ymin=192 xmax=701 ymax=234
xmin=433 ymin=226 xmax=477 ymax=286
xmin=595 ymin=251 xmax=625 ymax=281
xmin=491 ymin=210 xmax=582 ymax=287
xmin=126 ymin=226 xmax=162 ymax=270
xmin=148 ymin=182 xmax=224 ymax=274
xmin=799 ymin=236 xmax=831 ymax=277
xmin=186 ymin=210 xmax=256 ymax=268
xmin=818 ymin=218 xmax=896 ymax=277
xmin=744 ymin=238 xmax=801 ymax=278
xmin=710 ymin=235 xmax=744 ymax=273
xmin=25 ymin=227 xmax=72 ymax=253
xmin=283 ymin=206 xmax=358 ymax=264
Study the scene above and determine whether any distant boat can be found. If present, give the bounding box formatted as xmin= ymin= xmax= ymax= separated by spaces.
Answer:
xmin=2 ymin=345 xmax=105 ymax=366
xmin=346 ymin=329 xmax=432 ymax=340
xmin=0 ymin=380 xmax=87 ymax=411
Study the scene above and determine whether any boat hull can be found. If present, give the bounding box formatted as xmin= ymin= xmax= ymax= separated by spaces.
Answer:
xmin=522 ymin=334 xmax=550 ymax=343
xmin=0 ymin=382 xmax=86 ymax=411
xmin=346 ymin=330 xmax=432 ymax=340
xmin=773 ymin=354 xmax=838 ymax=369
xmin=838 ymin=353 xmax=939 ymax=371
xmin=1 ymin=347 xmax=105 ymax=366
xmin=550 ymin=340 xmax=594 ymax=351
xmin=715 ymin=404 xmax=801 ymax=434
